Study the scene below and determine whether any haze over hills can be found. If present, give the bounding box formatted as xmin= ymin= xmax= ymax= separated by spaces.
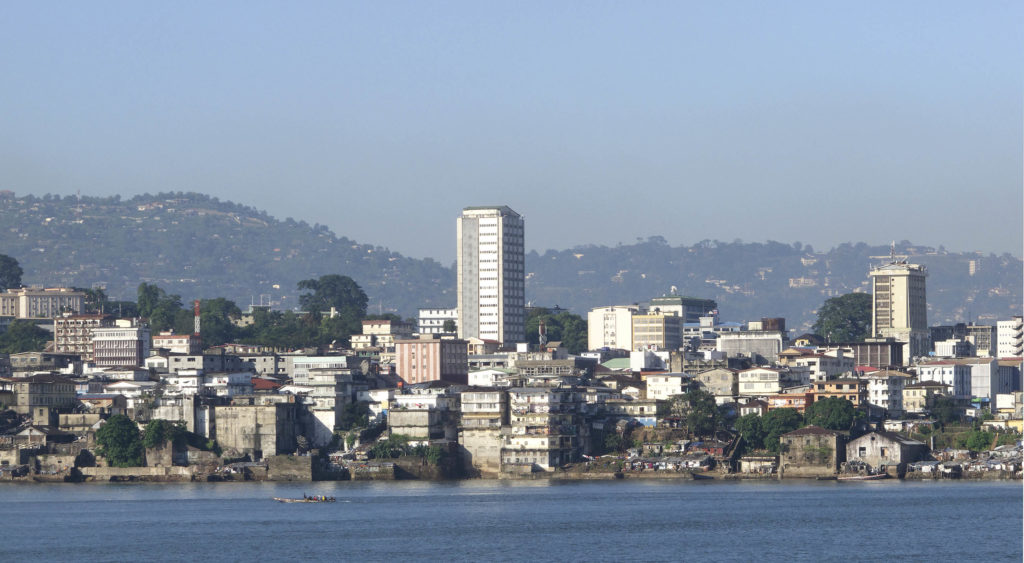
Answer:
xmin=1 ymin=191 xmax=1019 ymax=333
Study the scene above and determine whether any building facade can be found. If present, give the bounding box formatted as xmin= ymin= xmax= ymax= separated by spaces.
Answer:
xmin=417 ymin=307 xmax=458 ymax=335
xmin=0 ymin=287 xmax=86 ymax=319
xmin=395 ymin=336 xmax=469 ymax=385
xmin=456 ymin=206 xmax=525 ymax=346
xmin=587 ymin=305 xmax=639 ymax=351
xmin=53 ymin=314 xmax=115 ymax=360
xmin=869 ymin=261 xmax=928 ymax=361
xmin=92 ymin=320 xmax=151 ymax=367
xmin=997 ymin=316 xmax=1023 ymax=358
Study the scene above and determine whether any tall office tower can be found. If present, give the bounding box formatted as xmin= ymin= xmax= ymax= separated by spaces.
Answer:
xmin=869 ymin=258 xmax=929 ymax=362
xmin=457 ymin=206 xmax=525 ymax=346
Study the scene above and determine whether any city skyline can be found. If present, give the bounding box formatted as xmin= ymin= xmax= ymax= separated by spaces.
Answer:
xmin=0 ymin=3 xmax=1020 ymax=261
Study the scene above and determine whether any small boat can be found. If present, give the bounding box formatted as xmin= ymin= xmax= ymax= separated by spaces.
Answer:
xmin=273 ymin=496 xmax=336 ymax=503
xmin=837 ymin=473 xmax=889 ymax=481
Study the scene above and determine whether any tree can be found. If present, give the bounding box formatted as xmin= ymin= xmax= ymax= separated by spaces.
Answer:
xmin=812 ymin=292 xmax=872 ymax=343
xmin=297 ymin=274 xmax=368 ymax=317
xmin=0 ymin=254 xmax=22 ymax=290
xmin=0 ymin=320 xmax=51 ymax=353
xmin=338 ymin=401 xmax=371 ymax=431
xmin=682 ymin=388 xmax=720 ymax=438
xmin=298 ymin=275 xmax=368 ymax=347
xmin=762 ymin=408 xmax=803 ymax=453
xmin=524 ymin=307 xmax=589 ymax=354
xmin=142 ymin=419 xmax=187 ymax=449
xmin=958 ymin=430 xmax=994 ymax=452
xmin=931 ymin=396 xmax=961 ymax=426
xmin=95 ymin=415 xmax=144 ymax=467
xmin=805 ymin=397 xmax=858 ymax=431
xmin=442 ymin=319 xmax=457 ymax=334
xmin=735 ymin=413 xmax=765 ymax=450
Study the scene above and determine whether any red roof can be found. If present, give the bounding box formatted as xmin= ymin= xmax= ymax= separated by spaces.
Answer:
xmin=252 ymin=378 xmax=282 ymax=390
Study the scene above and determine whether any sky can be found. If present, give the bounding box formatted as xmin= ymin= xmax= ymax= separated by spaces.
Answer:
xmin=1 ymin=2 xmax=1021 ymax=261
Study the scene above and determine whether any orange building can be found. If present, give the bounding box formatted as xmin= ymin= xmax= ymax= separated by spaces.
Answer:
xmin=811 ymin=378 xmax=868 ymax=407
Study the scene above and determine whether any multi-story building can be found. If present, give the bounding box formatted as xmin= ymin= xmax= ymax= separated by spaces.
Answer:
xmin=350 ymin=319 xmax=414 ymax=364
xmin=631 ymin=312 xmax=682 ymax=351
xmin=456 ymin=206 xmax=525 ymax=346
xmin=92 ymin=320 xmax=151 ymax=367
xmin=458 ymin=389 xmax=509 ymax=475
xmin=502 ymin=387 xmax=580 ymax=471
xmin=417 ymin=307 xmax=458 ymax=335
xmin=395 ymin=335 xmax=469 ymax=385
xmin=645 ymin=373 xmax=690 ymax=400
xmin=997 ymin=316 xmax=1023 ymax=358
xmin=11 ymin=374 xmax=77 ymax=415
xmin=778 ymin=349 xmax=854 ymax=382
xmin=863 ymin=370 xmax=909 ymax=417
xmin=0 ymin=287 xmax=86 ymax=319
xmin=810 ymin=379 xmax=868 ymax=408
xmin=587 ymin=305 xmax=639 ymax=351
xmin=648 ymin=295 xmax=717 ymax=324
xmin=693 ymin=368 xmax=738 ymax=400
xmin=738 ymin=367 xmax=787 ymax=396
xmin=965 ymin=324 xmax=996 ymax=357
xmin=53 ymin=313 xmax=115 ymax=360
xmin=152 ymin=331 xmax=203 ymax=355
xmin=903 ymin=381 xmax=949 ymax=415
xmin=869 ymin=260 xmax=929 ymax=362
xmin=717 ymin=330 xmax=786 ymax=364
xmin=914 ymin=361 xmax=972 ymax=399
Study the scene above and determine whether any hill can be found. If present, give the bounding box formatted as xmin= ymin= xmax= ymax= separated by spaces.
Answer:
xmin=0 ymin=192 xmax=1019 ymax=333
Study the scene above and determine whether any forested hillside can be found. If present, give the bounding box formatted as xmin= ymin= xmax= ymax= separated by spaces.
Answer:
xmin=1 ymin=192 xmax=1019 ymax=332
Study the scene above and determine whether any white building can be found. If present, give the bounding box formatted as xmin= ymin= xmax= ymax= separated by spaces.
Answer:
xmin=645 ymin=373 xmax=690 ymax=400
xmin=0 ymin=287 xmax=85 ymax=319
xmin=869 ymin=260 xmax=929 ymax=362
xmin=418 ymin=307 xmax=458 ymax=335
xmin=587 ymin=305 xmax=639 ymax=351
xmin=738 ymin=367 xmax=785 ymax=396
xmin=456 ymin=206 xmax=525 ymax=346
xmin=863 ymin=370 xmax=909 ymax=416
xmin=997 ymin=316 xmax=1023 ymax=358
xmin=92 ymin=320 xmax=151 ymax=367
xmin=915 ymin=361 xmax=972 ymax=399
xmin=291 ymin=356 xmax=361 ymax=386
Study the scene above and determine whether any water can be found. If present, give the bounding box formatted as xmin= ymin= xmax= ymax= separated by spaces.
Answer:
xmin=1 ymin=480 xmax=1020 ymax=561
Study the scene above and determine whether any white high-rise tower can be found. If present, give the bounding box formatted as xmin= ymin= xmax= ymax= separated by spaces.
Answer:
xmin=457 ymin=206 xmax=525 ymax=345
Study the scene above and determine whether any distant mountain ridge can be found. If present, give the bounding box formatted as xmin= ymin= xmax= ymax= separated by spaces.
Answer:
xmin=1 ymin=191 xmax=1019 ymax=333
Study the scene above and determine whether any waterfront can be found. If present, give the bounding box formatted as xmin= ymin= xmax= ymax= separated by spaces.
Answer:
xmin=2 ymin=480 xmax=1020 ymax=561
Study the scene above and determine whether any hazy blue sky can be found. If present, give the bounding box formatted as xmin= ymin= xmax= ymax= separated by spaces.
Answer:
xmin=2 ymin=2 xmax=1021 ymax=260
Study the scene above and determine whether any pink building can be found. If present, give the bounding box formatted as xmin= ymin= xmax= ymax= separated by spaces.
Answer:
xmin=395 ymin=336 xmax=468 ymax=385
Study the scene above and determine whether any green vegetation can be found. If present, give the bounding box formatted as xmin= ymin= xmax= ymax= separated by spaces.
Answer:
xmin=337 ymin=401 xmax=371 ymax=431
xmin=0 ymin=193 xmax=1016 ymax=327
xmin=95 ymin=415 xmax=144 ymax=467
xmin=369 ymin=434 xmax=446 ymax=465
xmin=804 ymin=397 xmax=861 ymax=431
xmin=667 ymin=388 xmax=720 ymax=438
xmin=957 ymin=430 xmax=995 ymax=452
xmin=0 ymin=254 xmax=23 ymax=290
xmin=525 ymin=307 xmax=588 ymax=354
xmin=735 ymin=413 xmax=765 ymax=450
xmin=762 ymin=409 xmax=804 ymax=453
xmin=0 ymin=320 xmax=52 ymax=353
xmin=142 ymin=419 xmax=187 ymax=449
xmin=811 ymin=292 xmax=872 ymax=343
xmin=931 ymin=397 xmax=962 ymax=426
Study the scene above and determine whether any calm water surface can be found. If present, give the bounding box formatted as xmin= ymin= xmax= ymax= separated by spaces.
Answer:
xmin=1 ymin=480 xmax=1020 ymax=562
